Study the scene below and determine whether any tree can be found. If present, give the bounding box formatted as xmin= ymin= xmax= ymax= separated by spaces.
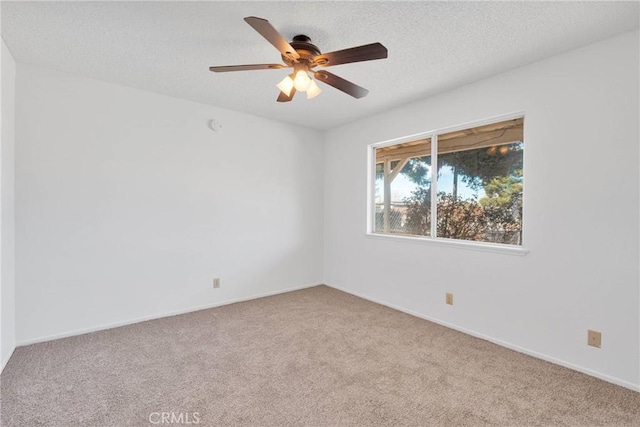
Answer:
xmin=478 ymin=172 xmax=523 ymax=244
xmin=402 ymin=157 xmax=431 ymax=186
xmin=438 ymin=142 xmax=523 ymax=200
xmin=378 ymin=140 xmax=523 ymax=243
xmin=387 ymin=142 xmax=523 ymax=201
xmin=404 ymin=189 xmax=521 ymax=243
xmin=436 ymin=193 xmax=488 ymax=240
xmin=376 ymin=157 xmax=431 ymax=185
xmin=403 ymin=186 xmax=431 ymax=235
xmin=404 ymin=191 xmax=488 ymax=240
xmin=400 ymin=143 xmax=523 ymax=243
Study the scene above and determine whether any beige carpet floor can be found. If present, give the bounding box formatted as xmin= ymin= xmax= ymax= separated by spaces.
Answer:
xmin=1 ymin=285 xmax=639 ymax=426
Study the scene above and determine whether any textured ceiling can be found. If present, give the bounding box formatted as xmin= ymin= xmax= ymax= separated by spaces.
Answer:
xmin=2 ymin=1 xmax=639 ymax=130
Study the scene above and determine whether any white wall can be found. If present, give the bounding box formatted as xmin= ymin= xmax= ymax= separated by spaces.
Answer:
xmin=1 ymin=39 xmax=17 ymax=372
xmin=323 ymin=30 xmax=639 ymax=390
xmin=15 ymin=64 xmax=324 ymax=344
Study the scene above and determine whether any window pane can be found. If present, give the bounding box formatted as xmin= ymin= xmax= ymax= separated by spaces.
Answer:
xmin=374 ymin=139 xmax=432 ymax=236
xmin=436 ymin=118 xmax=523 ymax=245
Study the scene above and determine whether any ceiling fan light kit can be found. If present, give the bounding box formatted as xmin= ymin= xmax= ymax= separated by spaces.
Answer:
xmin=209 ymin=17 xmax=388 ymax=102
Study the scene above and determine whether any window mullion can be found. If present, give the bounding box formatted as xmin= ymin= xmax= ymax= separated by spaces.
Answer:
xmin=430 ymin=134 xmax=438 ymax=238
xmin=383 ymin=158 xmax=391 ymax=233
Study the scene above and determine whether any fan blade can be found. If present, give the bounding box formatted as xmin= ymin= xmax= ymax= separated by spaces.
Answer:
xmin=314 ymin=70 xmax=369 ymax=98
xmin=277 ymin=88 xmax=296 ymax=102
xmin=312 ymin=42 xmax=387 ymax=67
xmin=244 ymin=17 xmax=300 ymax=62
xmin=209 ymin=64 xmax=286 ymax=73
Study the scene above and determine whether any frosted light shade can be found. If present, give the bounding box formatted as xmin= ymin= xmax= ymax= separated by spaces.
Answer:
xmin=293 ymin=70 xmax=311 ymax=91
xmin=276 ymin=75 xmax=294 ymax=96
xmin=306 ymin=80 xmax=322 ymax=99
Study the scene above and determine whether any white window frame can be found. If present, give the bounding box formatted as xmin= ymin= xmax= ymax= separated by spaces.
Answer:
xmin=366 ymin=112 xmax=528 ymax=256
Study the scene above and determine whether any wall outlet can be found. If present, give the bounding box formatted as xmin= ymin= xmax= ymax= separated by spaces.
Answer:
xmin=213 ymin=278 xmax=220 ymax=289
xmin=446 ymin=292 xmax=454 ymax=305
xmin=587 ymin=329 xmax=601 ymax=348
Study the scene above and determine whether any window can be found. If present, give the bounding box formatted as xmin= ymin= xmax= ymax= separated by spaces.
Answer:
xmin=371 ymin=116 xmax=524 ymax=246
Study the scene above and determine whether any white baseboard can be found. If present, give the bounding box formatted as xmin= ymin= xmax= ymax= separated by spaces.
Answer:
xmin=17 ymin=282 xmax=321 ymax=347
xmin=326 ymin=283 xmax=640 ymax=393
xmin=1 ymin=345 xmax=16 ymax=374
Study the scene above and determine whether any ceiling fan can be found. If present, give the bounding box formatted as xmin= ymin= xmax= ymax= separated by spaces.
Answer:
xmin=209 ymin=17 xmax=388 ymax=102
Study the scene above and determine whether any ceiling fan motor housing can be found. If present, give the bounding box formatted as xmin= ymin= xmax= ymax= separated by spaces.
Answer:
xmin=284 ymin=35 xmax=321 ymax=64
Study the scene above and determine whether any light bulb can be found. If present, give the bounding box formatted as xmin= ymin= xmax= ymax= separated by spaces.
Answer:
xmin=276 ymin=75 xmax=294 ymax=97
xmin=293 ymin=70 xmax=311 ymax=91
xmin=306 ymin=79 xmax=322 ymax=99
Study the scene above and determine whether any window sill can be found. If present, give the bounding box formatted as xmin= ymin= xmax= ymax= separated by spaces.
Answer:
xmin=366 ymin=233 xmax=529 ymax=256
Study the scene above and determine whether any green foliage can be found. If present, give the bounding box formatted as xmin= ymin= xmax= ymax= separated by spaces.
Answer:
xmin=403 ymin=157 xmax=431 ymax=186
xmin=477 ymin=169 xmax=523 ymax=243
xmin=390 ymin=142 xmax=523 ymax=192
xmin=479 ymin=173 xmax=523 ymax=208
xmin=376 ymin=157 xmax=431 ymax=186
xmin=481 ymin=192 xmax=522 ymax=243
xmin=439 ymin=142 xmax=523 ymax=191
